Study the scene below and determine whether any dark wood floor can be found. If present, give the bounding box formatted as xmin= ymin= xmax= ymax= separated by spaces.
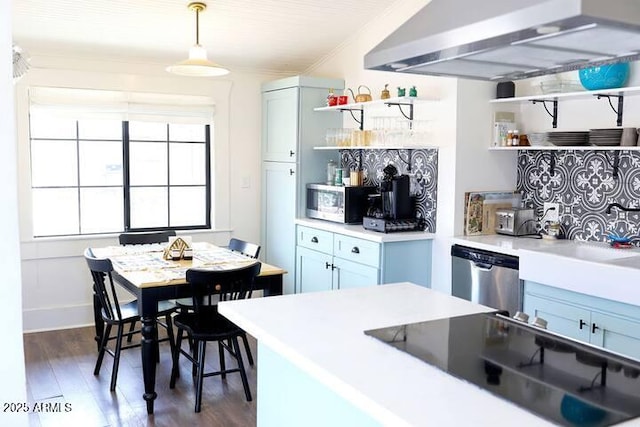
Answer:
xmin=24 ymin=326 xmax=257 ymax=427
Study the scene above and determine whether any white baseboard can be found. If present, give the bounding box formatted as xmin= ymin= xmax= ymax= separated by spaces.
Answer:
xmin=23 ymin=304 xmax=95 ymax=333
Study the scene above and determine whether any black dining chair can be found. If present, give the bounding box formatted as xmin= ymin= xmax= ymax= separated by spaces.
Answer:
xmin=228 ymin=237 xmax=261 ymax=259
xmin=176 ymin=237 xmax=261 ymax=366
xmin=117 ymin=230 xmax=178 ymax=344
xmin=118 ymin=230 xmax=176 ymax=245
xmin=84 ymin=248 xmax=176 ymax=391
xmin=170 ymin=262 xmax=261 ymax=412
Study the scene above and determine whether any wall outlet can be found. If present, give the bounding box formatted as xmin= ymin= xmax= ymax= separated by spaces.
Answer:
xmin=543 ymin=202 xmax=560 ymax=222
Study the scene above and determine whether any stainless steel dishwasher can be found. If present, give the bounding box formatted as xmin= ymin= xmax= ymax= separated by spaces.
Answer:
xmin=451 ymin=244 xmax=521 ymax=316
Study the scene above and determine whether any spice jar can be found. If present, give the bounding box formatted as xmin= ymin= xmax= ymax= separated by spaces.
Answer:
xmin=511 ymin=130 xmax=520 ymax=146
xmin=505 ymin=130 xmax=513 ymax=147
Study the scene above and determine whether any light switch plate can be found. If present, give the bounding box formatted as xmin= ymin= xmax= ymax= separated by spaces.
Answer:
xmin=543 ymin=202 xmax=559 ymax=222
xmin=241 ymin=176 xmax=251 ymax=189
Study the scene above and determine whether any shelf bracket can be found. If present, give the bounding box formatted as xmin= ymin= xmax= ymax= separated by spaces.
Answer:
xmin=389 ymin=149 xmax=413 ymax=172
xmin=545 ymin=151 xmax=556 ymax=176
xmin=518 ymin=347 xmax=544 ymax=368
xmin=578 ymin=366 xmax=607 ymax=392
xmin=531 ymin=99 xmax=558 ymax=128
xmin=386 ymin=102 xmax=414 ymax=128
xmin=340 ymin=108 xmax=364 ymax=130
xmin=606 ymin=150 xmax=621 ymax=179
xmin=595 ymin=94 xmax=624 ymax=127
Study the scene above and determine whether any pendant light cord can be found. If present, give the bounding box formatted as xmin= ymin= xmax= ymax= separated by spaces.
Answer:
xmin=195 ymin=8 xmax=200 ymax=45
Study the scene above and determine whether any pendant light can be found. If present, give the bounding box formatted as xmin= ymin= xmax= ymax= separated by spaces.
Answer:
xmin=166 ymin=2 xmax=229 ymax=77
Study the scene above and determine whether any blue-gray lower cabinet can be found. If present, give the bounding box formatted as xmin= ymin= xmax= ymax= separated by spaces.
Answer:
xmin=296 ymin=246 xmax=334 ymax=293
xmin=296 ymin=225 xmax=431 ymax=293
xmin=524 ymin=281 xmax=640 ymax=360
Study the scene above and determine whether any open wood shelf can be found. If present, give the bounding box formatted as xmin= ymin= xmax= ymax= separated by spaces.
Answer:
xmin=313 ymin=96 xmax=439 ymax=112
xmin=489 ymin=146 xmax=640 ymax=151
xmin=314 ymin=145 xmax=438 ymax=150
xmin=489 ymin=86 xmax=640 ymax=104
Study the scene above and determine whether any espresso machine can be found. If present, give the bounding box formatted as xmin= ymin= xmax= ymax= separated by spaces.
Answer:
xmin=363 ymin=165 xmax=423 ymax=233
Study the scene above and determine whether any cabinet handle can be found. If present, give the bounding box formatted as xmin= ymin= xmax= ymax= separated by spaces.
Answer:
xmin=592 ymin=323 xmax=600 ymax=334
xmin=325 ymin=262 xmax=336 ymax=270
xmin=289 ymin=150 xmax=295 ymax=157
xmin=351 ymin=247 xmax=360 ymax=254
xmin=289 ymin=169 xmax=295 ymax=175
xmin=311 ymin=237 xmax=318 ymax=243
xmin=579 ymin=319 xmax=587 ymax=330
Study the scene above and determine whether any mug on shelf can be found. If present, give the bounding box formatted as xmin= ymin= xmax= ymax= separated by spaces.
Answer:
xmin=337 ymin=91 xmax=349 ymax=105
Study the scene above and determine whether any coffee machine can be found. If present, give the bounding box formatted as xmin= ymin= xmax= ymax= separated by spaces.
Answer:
xmin=381 ymin=174 xmax=412 ymax=220
xmin=363 ymin=165 xmax=423 ymax=233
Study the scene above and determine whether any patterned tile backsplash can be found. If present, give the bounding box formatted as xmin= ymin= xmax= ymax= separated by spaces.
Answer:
xmin=517 ymin=150 xmax=640 ymax=243
xmin=340 ymin=149 xmax=438 ymax=232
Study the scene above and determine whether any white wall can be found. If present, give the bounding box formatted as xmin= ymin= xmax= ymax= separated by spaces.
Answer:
xmin=1 ymin=0 xmax=28 ymax=424
xmin=15 ymin=54 xmax=279 ymax=331
xmin=306 ymin=0 xmax=518 ymax=294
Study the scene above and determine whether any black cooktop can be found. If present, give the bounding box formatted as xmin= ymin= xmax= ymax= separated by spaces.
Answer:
xmin=365 ymin=313 xmax=640 ymax=426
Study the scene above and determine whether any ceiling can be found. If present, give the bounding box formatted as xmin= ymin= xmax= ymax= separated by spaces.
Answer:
xmin=12 ymin=0 xmax=401 ymax=75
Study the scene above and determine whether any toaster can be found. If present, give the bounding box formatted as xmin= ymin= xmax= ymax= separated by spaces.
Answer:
xmin=495 ymin=208 xmax=535 ymax=236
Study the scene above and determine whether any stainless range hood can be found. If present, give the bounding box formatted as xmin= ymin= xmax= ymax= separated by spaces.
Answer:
xmin=364 ymin=0 xmax=640 ymax=81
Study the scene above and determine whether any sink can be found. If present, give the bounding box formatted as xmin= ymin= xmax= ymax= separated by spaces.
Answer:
xmin=520 ymin=242 xmax=640 ymax=306
xmin=540 ymin=244 xmax=640 ymax=262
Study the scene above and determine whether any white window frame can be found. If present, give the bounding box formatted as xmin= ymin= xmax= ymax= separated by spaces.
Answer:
xmin=14 ymin=69 xmax=233 ymax=243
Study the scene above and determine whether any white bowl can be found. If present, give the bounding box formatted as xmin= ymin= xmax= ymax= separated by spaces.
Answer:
xmin=540 ymin=80 xmax=582 ymax=94
xmin=527 ymin=132 xmax=550 ymax=146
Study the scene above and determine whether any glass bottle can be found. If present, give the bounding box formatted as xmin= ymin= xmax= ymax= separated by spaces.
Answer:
xmin=334 ymin=168 xmax=343 ymax=186
xmin=326 ymin=159 xmax=336 ymax=185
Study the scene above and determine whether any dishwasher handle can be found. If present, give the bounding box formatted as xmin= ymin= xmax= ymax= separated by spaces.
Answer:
xmin=451 ymin=244 xmax=519 ymax=270
xmin=471 ymin=262 xmax=493 ymax=271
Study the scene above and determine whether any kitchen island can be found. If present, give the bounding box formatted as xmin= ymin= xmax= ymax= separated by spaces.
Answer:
xmin=220 ymin=283 xmax=568 ymax=426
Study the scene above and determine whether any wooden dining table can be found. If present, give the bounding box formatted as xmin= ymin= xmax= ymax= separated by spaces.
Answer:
xmin=90 ymin=242 xmax=286 ymax=414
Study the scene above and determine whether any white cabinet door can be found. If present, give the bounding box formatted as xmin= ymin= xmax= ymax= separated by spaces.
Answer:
xmin=262 ymin=87 xmax=299 ymax=163
xmin=262 ymin=162 xmax=297 ymax=294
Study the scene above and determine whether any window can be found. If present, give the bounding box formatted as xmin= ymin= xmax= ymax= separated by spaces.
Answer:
xmin=29 ymin=112 xmax=211 ymax=237
xmin=126 ymin=121 xmax=210 ymax=230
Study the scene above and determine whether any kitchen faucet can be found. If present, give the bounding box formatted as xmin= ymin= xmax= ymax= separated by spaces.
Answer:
xmin=605 ymin=203 xmax=640 ymax=214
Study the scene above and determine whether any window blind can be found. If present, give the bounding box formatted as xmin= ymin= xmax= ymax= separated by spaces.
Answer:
xmin=29 ymin=87 xmax=216 ymax=125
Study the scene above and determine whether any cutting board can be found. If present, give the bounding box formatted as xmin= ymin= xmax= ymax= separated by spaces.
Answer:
xmin=464 ymin=191 xmax=518 ymax=235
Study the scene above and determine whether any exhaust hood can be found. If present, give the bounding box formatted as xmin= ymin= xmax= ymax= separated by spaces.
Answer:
xmin=364 ymin=0 xmax=640 ymax=81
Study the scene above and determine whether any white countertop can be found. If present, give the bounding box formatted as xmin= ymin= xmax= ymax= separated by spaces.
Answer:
xmin=451 ymin=234 xmax=576 ymax=257
xmin=295 ymin=218 xmax=436 ymax=243
xmin=219 ymin=283 xmax=556 ymax=427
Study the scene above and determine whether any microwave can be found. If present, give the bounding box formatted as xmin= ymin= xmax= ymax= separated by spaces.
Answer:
xmin=306 ymin=184 xmax=377 ymax=224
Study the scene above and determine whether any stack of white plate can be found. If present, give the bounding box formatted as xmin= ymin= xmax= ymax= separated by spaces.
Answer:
xmin=547 ymin=131 xmax=590 ymax=146
xmin=589 ymin=128 xmax=623 ymax=146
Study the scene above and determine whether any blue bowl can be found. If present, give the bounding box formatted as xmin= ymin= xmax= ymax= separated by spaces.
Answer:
xmin=579 ymin=63 xmax=630 ymax=90
xmin=561 ymin=395 xmax=607 ymax=425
